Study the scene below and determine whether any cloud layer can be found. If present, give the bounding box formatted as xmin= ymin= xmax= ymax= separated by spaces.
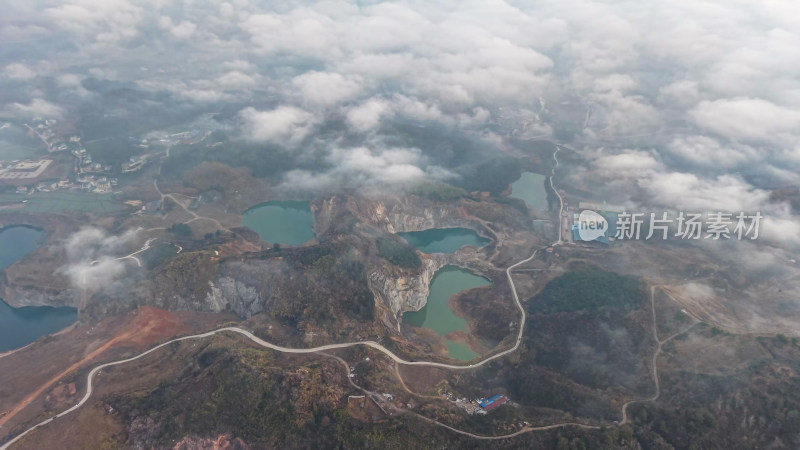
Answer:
xmin=59 ymin=227 xmax=138 ymax=292
xmin=2 ymin=0 xmax=799 ymax=236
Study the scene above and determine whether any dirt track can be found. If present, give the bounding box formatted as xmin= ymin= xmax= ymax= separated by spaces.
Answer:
xmin=0 ymin=307 xmax=184 ymax=432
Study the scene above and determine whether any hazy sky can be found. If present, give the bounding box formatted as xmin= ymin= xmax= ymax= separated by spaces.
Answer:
xmin=2 ymin=1 xmax=799 ymax=233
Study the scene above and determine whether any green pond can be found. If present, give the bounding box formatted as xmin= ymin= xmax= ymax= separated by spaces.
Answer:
xmin=511 ymin=172 xmax=549 ymax=214
xmin=445 ymin=340 xmax=479 ymax=361
xmin=241 ymin=201 xmax=315 ymax=246
xmin=398 ymin=228 xmax=489 ymax=254
xmin=0 ymin=225 xmax=44 ymax=271
xmin=403 ymin=265 xmax=491 ymax=361
xmin=0 ymin=225 xmax=78 ymax=352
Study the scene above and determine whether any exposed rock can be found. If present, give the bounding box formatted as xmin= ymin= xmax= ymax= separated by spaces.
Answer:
xmin=369 ymin=254 xmax=450 ymax=317
xmin=0 ymin=214 xmax=84 ymax=307
xmin=128 ymin=416 xmax=162 ymax=450
xmin=173 ymin=435 xmax=248 ymax=450
xmin=311 ymin=195 xmax=341 ymax=236
xmin=0 ymin=277 xmax=77 ymax=308
xmin=205 ymin=276 xmax=262 ymax=317
xmin=346 ymin=195 xmax=470 ymax=233
xmin=147 ymin=251 xmax=219 ymax=312
xmin=349 ymin=194 xmax=497 ymax=328
xmin=0 ymin=242 xmax=75 ymax=308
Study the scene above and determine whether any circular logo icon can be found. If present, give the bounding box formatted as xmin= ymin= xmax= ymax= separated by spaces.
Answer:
xmin=577 ymin=210 xmax=608 ymax=241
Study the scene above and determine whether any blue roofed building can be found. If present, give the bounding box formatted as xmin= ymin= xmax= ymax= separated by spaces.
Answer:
xmin=478 ymin=395 xmax=508 ymax=412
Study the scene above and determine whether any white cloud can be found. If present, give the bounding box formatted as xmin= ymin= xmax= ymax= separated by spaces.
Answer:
xmin=291 ymin=71 xmax=362 ymax=107
xmin=658 ymin=80 xmax=700 ymax=107
xmin=640 ymin=172 xmax=770 ymax=212
xmin=63 ymin=258 xmax=127 ymax=292
xmin=594 ymin=74 xmax=636 ymax=93
xmin=179 ymin=88 xmax=227 ymax=103
xmin=2 ymin=62 xmax=36 ymax=80
xmin=595 ymin=151 xmax=661 ymax=175
xmin=222 ymin=59 xmax=255 ymax=72
xmin=240 ymin=11 xmax=339 ymax=59
xmin=216 ymin=71 xmax=256 ymax=89
xmin=56 ymin=73 xmax=82 ymax=87
xmin=283 ymin=145 xmax=450 ymax=190
xmin=59 ymin=227 xmax=139 ymax=291
xmin=1 ymin=99 xmax=65 ymax=119
xmin=666 ymin=135 xmax=757 ymax=168
xmin=336 ymin=147 xmax=426 ymax=183
xmin=159 ymin=16 xmax=197 ymax=39
xmin=346 ymin=99 xmax=393 ymax=132
xmin=44 ymin=0 xmax=143 ymax=42
xmin=64 ymin=226 xmax=137 ymax=259
xmin=170 ymin=20 xmax=197 ymax=39
xmin=393 ymin=95 xmax=443 ymax=122
xmin=238 ymin=106 xmax=317 ymax=144
xmin=690 ymin=98 xmax=800 ymax=143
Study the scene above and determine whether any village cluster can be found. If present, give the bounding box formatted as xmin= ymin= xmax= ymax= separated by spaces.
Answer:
xmin=0 ymin=119 xmax=119 ymax=196
xmin=0 ymin=118 xmax=180 ymax=198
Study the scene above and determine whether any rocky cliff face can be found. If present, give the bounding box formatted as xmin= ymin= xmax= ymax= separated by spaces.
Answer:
xmin=146 ymin=251 xmax=220 ymax=313
xmin=204 ymin=276 xmax=263 ymax=317
xmin=348 ymin=194 xmax=496 ymax=328
xmin=0 ymin=233 xmax=76 ymax=308
xmin=367 ymin=246 xmax=496 ymax=324
xmin=145 ymin=273 xmax=266 ymax=319
xmin=345 ymin=195 xmax=468 ymax=233
xmin=0 ymin=280 xmax=78 ymax=308
xmin=368 ymin=254 xmax=450 ymax=318
xmin=311 ymin=196 xmax=340 ymax=236
xmin=145 ymin=254 xmax=277 ymax=319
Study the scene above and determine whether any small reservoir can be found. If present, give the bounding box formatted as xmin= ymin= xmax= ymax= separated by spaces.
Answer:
xmin=403 ymin=265 xmax=491 ymax=360
xmin=0 ymin=225 xmax=44 ymax=270
xmin=511 ymin=172 xmax=549 ymax=214
xmin=398 ymin=228 xmax=489 ymax=254
xmin=0 ymin=225 xmax=78 ymax=352
xmin=242 ymin=201 xmax=315 ymax=246
xmin=0 ymin=300 xmax=78 ymax=352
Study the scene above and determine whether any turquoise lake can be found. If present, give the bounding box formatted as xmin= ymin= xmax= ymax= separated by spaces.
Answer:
xmin=403 ymin=265 xmax=491 ymax=361
xmin=0 ymin=225 xmax=78 ymax=352
xmin=398 ymin=228 xmax=489 ymax=254
xmin=241 ymin=201 xmax=315 ymax=246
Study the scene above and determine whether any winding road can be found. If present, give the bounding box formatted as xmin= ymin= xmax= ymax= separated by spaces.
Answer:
xmin=2 ymin=321 xmax=598 ymax=449
xmin=618 ymin=285 xmax=698 ymax=424
xmin=153 ymin=162 xmax=230 ymax=234
xmin=90 ymin=234 xmax=157 ymax=268
xmin=1 ymin=145 xmax=688 ymax=448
